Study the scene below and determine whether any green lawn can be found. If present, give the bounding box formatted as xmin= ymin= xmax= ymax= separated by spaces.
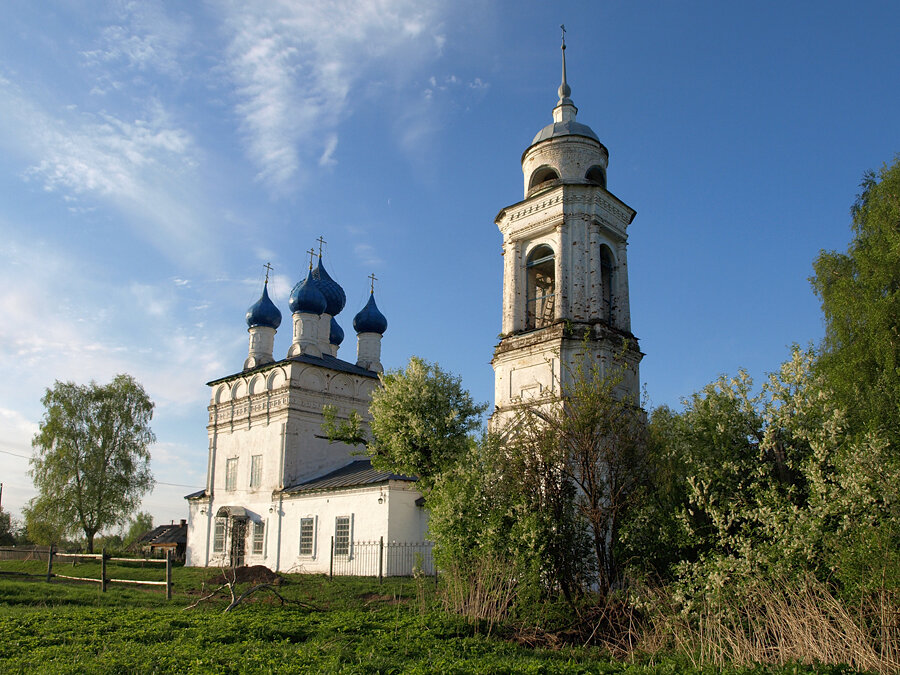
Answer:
xmin=0 ymin=561 xmax=855 ymax=674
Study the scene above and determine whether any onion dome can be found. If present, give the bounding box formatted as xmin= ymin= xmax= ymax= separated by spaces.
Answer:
xmin=329 ymin=317 xmax=344 ymax=346
xmin=246 ymin=282 xmax=282 ymax=329
xmin=353 ymin=293 xmax=387 ymax=335
xmin=289 ymin=269 xmax=327 ymax=315
xmin=312 ymin=258 xmax=346 ymax=316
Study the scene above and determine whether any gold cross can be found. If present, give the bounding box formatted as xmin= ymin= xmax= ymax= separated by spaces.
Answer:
xmin=316 ymin=236 xmax=326 ymax=257
xmin=368 ymin=272 xmax=378 ymax=293
xmin=263 ymin=262 xmax=273 ymax=284
xmin=307 ymin=248 xmax=316 ymax=270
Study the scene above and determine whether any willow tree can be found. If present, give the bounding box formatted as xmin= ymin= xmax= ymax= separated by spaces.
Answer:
xmin=30 ymin=374 xmax=155 ymax=552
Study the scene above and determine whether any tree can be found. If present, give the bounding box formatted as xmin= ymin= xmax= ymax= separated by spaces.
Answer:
xmin=811 ymin=156 xmax=900 ymax=447
xmin=501 ymin=347 xmax=650 ymax=593
xmin=124 ymin=511 xmax=154 ymax=548
xmin=30 ymin=374 xmax=155 ymax=553
xmin=323 ymin=356 xmax=486 ymax=485
xmin=0 ymin=508 xmax=16 ymax=546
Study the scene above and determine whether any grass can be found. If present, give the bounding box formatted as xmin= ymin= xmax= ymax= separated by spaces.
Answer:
xmin=0 ymin=561 xmax=858 ymax=674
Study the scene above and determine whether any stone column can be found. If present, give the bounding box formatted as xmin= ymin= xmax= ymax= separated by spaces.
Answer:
xmin=588 ymin=222 xmax=601 ymax=321
xmin=616 ymin=240 xmax=631 ymax=332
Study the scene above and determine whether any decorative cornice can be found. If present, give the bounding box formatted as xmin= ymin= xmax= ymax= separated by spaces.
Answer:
xmin=497 ymin=185 xmax=635 ymax=237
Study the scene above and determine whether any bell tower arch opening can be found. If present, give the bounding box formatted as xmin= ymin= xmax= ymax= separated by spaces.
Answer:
xmin=585 ymin=165 xmax=606 ymax=188
xmin=599 ymin=245 xmax=615 ymax=325
xmin=529 ymin=166 xmax=560 ymax=193
xmin=525 ymin=245 xmax=555 ymax=330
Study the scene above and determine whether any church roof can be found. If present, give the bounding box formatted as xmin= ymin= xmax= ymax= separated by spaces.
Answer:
xmin=283 ymin=459 xmax=416 ymax=494
xmin=531 ymin=119 xmax=600 ymax=145
xmin=207 ymin=353 xmax=378 ymax=386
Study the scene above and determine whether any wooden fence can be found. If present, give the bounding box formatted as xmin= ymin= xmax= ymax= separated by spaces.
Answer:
xmin=0 ymin=546 xmax=174 ymax=600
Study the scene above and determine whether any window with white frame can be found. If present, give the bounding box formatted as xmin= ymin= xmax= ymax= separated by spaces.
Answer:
xmin=213 ymin=519 xmax=226 ymax=553
xmin=225 ymin=458 xmax=238 ymax=491
xmin=249 ymin=454 xmax=262 ymax=488
xmin=334 ymin=516 xmax=351 ymax=556
xmin=252 ymin=520 xmax=265 ymax=555
xmin=299 ymin=517 xmax=315 ymax=556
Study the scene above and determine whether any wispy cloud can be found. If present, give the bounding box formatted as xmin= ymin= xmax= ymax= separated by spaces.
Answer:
xmin=0 ymin=75 xmax=217 ymax=268
xmin=81 ymin=1 xmax=191 ymax=79
xmin=0 ymin=235 xmax=234 ymax=412
xmin=217 ymin=0 xmax=447 ymax=190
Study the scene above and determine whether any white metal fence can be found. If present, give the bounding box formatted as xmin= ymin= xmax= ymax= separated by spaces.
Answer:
xmin=328 ymin=538 xmax=435 ymax=579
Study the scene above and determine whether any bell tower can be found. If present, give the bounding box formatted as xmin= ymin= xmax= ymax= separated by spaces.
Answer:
xmin=492 ymin=32 xmax=642 ymax=420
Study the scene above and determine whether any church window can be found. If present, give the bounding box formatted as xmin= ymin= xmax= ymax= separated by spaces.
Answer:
xmin=334 ymin=516 xmax=352 ymax=556
xmin=213 ymin=520 xmax=226 ymax=553
xmin=600 ymin=246 xmax=615 ymax=324
xmin=225 ymin=458 xmax=238 ymax=491
xmin=299 ymin=517 xmax=315 ymax=556
xmin=249 ymin=455 xmax=262 ymax=488
xmin=525 ymin=245 xmax=555 ymax=330
xmin=585 ymin=165 xmax=606 ymax=188
xmin=252 ymin=521 xmax=265 ymax=555
xmin=529 ymin=166 xmax=560 ymax=191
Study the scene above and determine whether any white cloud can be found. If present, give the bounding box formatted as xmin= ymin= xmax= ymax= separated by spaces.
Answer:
xmin=81 ymin=2 xmax=191 ymax=78
xmin=217 ymin=0 xmax=447 ymax=190
xmin=0 ymin=407 xmax=39 ymax=452
xmin=319 ymin=134 xmax=338 ymax=167
xmin=0 ymin=76 xmax=217 ymax=268
xmin=354 ymin=242 xmax=384 ymax=267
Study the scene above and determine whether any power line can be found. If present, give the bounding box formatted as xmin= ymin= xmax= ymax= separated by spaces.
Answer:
xmin=0 ymin=448 xmax=30 ymax=460
xmin=156 ymin=481 xmax=204 ymax=489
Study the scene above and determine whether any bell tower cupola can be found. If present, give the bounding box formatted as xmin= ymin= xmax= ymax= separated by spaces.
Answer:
xmin=491 ymin=28 xmax=642 ymax=421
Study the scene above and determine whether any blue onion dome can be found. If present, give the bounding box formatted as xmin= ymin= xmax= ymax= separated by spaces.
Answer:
xmin=312 ymin=258 xmax=346 ymax=316
xmin=246 ymin=282 xmax=282 ymax=329
xmin=353 ymin=293 xmax=388 ymax=335
xmin=289 ymin=268 xmax=327 ymax=315
xmin=329 ymin=317 xmax=344 ymax=346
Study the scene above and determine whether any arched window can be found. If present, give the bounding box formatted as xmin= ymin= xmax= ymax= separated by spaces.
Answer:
xmin=600 ymin=246 xmax=615 ymax=324
xmin=528 ymin=166 xmax=560 ymax=191
xmin=525 ymin=245 xmax=555 ymax=330
xmin=585 ymin=165 xmax=606 ymax=188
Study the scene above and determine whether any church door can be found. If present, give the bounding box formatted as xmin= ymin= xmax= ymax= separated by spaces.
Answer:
xmin=229 ymin=518 xmax=247 ymax=568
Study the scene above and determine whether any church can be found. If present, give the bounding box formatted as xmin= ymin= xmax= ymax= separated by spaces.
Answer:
xmin=184 ymin=258 xmax=428 ymax=573
xmin=184 ymin=35 xmax=640 ymax=573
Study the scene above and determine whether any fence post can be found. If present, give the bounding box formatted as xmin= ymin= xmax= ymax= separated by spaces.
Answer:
xmin=165 ymin=550 xmax=173 ymax=600
xmin=100 ymin=548 xmax=107 ymax=592
xmin=45 ymin=545 xmax=54 ymax=582
xmin=378 ymin=537 xmax=384 ymax=583
xmin=329 ymin=536 xmax=334 ymax=578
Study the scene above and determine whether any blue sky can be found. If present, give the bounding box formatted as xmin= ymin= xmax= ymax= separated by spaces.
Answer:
xmin=1 ymin=1 xmax=898 ymax=527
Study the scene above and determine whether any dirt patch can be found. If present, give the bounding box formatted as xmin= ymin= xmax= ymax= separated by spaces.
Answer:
xmin=206 ymin=565 xmax=284 ymax=586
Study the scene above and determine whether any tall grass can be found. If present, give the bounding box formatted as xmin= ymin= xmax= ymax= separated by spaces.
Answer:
xmin=641 ymin=575 xmax=900 ymax=674
xmin=439 ymin=557 xmax=518 ymax=632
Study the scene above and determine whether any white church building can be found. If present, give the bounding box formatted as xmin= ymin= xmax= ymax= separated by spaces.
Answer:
xmin=185 ymin=259 xmax=428 ymax=573
xmin=185 ymin=35 xmax=640 ymax=574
